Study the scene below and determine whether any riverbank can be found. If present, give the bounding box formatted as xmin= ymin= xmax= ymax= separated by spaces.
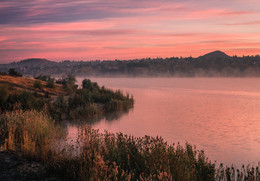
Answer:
xmin=0 ymin=149 xmax=52 ymax=180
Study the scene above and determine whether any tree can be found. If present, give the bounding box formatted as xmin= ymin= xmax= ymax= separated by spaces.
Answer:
xmin=82 ymin=79 xmax=92 ymax=89
xmin=82 ymin=79 xmax=99 ymax=91
xmin=8 ymin=68 xmax=23 ymax=77
xmin=35 ymin=74 xmax=50 ymax=81
xmin=57 ymin=74 xmax=77 ymax=93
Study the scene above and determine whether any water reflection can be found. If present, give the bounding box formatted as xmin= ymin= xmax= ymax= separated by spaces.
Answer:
xmin=64 ymin=108 xmax=133 ymax=126
xmin=67 ymin=77 xmax=260 ymax=166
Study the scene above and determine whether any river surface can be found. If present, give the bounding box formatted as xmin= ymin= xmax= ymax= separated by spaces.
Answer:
xmin=67 ymin=78 xmax=260 ymax=166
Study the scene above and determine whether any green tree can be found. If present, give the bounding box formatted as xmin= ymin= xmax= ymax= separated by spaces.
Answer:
xmin=82 ymin=79 xmax=92 ymax=89
xmin=82 ymin=79 xmax=99 ymax=91
xmin=64 ymin=75 xmax=77 ymax=93
xmin=8 ymin=68 xmax=23 ymax=77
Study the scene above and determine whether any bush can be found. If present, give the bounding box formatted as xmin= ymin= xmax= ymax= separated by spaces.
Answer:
xmin=34 ymin=80 xmax=43 ymax=89
xmin=5 ymin=91 xmax=46 ymax=111
xmin=51 ymin=96 xmax=68 ymax=120
xmin=35 ymin=74 xmax=50 ymax=81
xmin=82 ymin=79 xmax=99 ymax=91
xmin=0 ymin=71 xmax=7 ymax=75
xmin=56 ymin=75 xmax=77 ymax=93
xmin=8 ymin=68 xmax=23 ymax=77
xmin=0 ymin=86 xmax=9 ymax=104
xmin=69 ymin=104 xmax=98 ymax=119
xmin=46 ymin=78 xmax=55 ymax=88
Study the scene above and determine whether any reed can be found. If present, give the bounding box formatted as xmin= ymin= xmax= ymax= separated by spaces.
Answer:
xmin=1 ymin=110 xmax=259 ymax=180
xmin=49 ymin=126 xmax=215 ymax=180
xmin=0 ymin=110 xmax=63 ymax=161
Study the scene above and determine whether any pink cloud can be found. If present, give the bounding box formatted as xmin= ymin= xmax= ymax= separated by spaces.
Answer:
xmin=1 ymin=0 xmax=260 ymax=62
xmin=225 ymin=20 xmax=260 ymax=25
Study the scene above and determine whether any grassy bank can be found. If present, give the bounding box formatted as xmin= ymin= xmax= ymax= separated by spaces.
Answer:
xmin=0 ymin=73 xmax=259 ymax=180
xmin=1 ymin=110 xmax=259 ymax=180
xmin=0 ymin=74 xmax=134 ymax=121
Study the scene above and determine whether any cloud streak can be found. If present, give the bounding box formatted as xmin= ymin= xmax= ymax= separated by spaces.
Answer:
xmin=0 ymin=0 xmax=260 ymax=62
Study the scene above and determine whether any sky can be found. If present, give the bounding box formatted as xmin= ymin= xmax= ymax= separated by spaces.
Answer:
xmin=0 ymin=0 xmax=260 ymax=63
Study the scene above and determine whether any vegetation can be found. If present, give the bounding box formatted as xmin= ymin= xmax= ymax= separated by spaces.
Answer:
xmin=216 ymin=163 xmax=260 ymax=181
xmin=1 ymin=110 xmax=259 ymax=180
xmin=50 ymin=127 xmax=216 ymax=180
xmin=8 ymin=68 xmax=23 ymax=77
xmin=35 ymin=74 xmax=55 ymax=88
xmin=33 ymin=79 xmax=43 ymax=89
xmin=50 ymin=75 xmax=134 ymax=120
xmin=35 ymin=74 xmax=50 ymax=81
xmin=0 ymin=110 xmax=62 ymax=161
xmin=1 ymin=74 xmax=259 ymax=180
xmin=46 ymin=77 xmax=55 ymax=88
xmin=0 ymin=110 xmax=215 ymax=180
xmin=0 ymin=86 xmax=9 ymax=105
xmin=2 ymin=51 xmax=260 ymax=77
xmin=0 ymin=74 xmax=134 ymax=121
xmin=56 ymin=74 xmax=78 ymax=93
xmin=0 ymin=71 xmax=7 ymax=76
xmin=0 ymin=74 xmax=66 ymax=96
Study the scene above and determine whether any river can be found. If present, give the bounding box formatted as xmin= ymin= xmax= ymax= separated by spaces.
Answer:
xmin=67 ymin=77 xmax=260 ymax=166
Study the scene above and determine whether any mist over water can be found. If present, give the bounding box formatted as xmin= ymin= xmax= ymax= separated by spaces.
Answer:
xmin=68 ymin=77 xmax=260 ymax=166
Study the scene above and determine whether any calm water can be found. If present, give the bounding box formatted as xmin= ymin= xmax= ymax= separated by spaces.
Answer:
xmin=67 ymin=78 xmax=260 ymax=166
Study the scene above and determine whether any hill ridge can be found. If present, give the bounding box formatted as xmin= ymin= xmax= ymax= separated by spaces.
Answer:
xmin=200 ymin=50 xmax=230 ymax=59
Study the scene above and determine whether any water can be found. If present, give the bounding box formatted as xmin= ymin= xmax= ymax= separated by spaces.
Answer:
xmin=67 ymin=77 xmax=260 ymax=166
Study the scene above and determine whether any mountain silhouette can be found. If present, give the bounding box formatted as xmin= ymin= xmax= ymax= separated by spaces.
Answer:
xmin=15 ymin=58 xmax=57 ymax=65
xmin=200 ymin=51 xmax=230 ymax=59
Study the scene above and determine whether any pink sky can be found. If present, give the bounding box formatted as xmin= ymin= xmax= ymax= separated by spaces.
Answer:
xmin=0 ymin=0 xmax=260 ymax=63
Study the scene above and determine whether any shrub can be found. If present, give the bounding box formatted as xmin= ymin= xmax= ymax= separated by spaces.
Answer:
xmin=69 ymin=104 xmax=98 ymax=119
xmin=56 ymin=75 xmax=77 ymax=93
xmin=8 ymin=68 xmax=23 ymax=77
xmin=35 ymin=74 xmax=50 ymax=81
xmin=5 ymin=91 xmax=46 ymax=111
xmin=51 ymin=96 xmax=68 ymax=120
xmin=34 ymin=80 xmax=43 ymax=89
xmin=82 ymin=79 xmax=99 ymax=91
xmin=46 ymin=78 xmax=55 ymax=88
xmin=0 ymin=85 xmax=9 ymax=104
xmin=0 ymin=71 xmax=7 ymax=75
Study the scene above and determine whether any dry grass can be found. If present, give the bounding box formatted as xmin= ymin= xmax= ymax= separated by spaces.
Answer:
xmin=0 ymin=110 xmax=259 ymax=180
xmin=0 ymin=75 xmax=66 ymax=96
xmin=0 ymin=110 xmax=64 ymax=161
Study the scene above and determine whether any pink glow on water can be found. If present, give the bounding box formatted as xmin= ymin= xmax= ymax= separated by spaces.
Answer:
xmin=67 ymin=78 xmax=260 ymax=166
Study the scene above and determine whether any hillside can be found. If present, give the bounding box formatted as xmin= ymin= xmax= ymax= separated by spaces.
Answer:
xmin=1 ymin=50 xmax=260 ymax=77
xmin=200 ymin=50 xmax=230 ymax=59
xmin=19 ymin=58 xmax=55 ymax=63
xmin=0 ymin=75 xmax=134 ymax=121
xmin=0 ymin=75 xmax=66 ymax=96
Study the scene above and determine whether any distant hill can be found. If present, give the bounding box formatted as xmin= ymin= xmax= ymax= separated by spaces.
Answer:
xmin=200 ymin=50 xmax=230 ymax=59
xmin=0 ymin=58 xmax=58 ymax=75
xmin=18 ymin=58 xmax=56 ymax=64
xmin=1 ymin=51 xmax=260 ymax=77
xmin=11 ymin=58 xmax=58 ymax=66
